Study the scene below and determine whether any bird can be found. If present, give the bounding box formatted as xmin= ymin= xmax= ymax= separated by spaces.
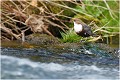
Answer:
xmin=73 ymin=18 xmax=93 ymax=37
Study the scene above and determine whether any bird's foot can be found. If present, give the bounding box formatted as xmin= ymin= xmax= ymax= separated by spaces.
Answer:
xmin=80 ymin=39 xmax=86 ymax=43
xmin=80 ymin=37 xmax=88 ymax=43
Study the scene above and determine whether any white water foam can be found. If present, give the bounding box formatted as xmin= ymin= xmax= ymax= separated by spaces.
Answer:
xmin=1 ymin=55 xmax=119 ymax=79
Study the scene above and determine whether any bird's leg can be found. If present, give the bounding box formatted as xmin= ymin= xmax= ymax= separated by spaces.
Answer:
xmin=80 ymin=37 xmax=87 ymax=43
xmin=80 ymin=37 xmax=84 ymax=43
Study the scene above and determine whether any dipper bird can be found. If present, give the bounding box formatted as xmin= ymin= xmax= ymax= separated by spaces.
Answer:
xmin=73 ymin=18 xmax=93 ymax=37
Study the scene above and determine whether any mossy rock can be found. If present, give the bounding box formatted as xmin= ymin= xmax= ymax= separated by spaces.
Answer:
xmin=25 ymin=33 xmax=61 ymax=45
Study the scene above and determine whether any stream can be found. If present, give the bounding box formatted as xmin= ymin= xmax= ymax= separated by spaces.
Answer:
xmin=1 ymin=42 xmax=119 ymax=79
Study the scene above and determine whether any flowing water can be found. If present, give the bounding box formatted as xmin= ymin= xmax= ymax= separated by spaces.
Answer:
xmin=1 ymin=55 xmax=119 ymax=79
xmin=1 ymin=44 xmax=119 ymax=79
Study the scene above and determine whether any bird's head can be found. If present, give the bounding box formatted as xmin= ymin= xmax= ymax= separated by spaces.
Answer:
xmin=71 ymin=18 xmax=83 ymax=33
xmin=71 ymin=18 xmax=82 ymax=24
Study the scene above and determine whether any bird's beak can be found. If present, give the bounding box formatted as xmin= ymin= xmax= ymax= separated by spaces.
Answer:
xmin=70 ymin=18 xmax=75 ymax=22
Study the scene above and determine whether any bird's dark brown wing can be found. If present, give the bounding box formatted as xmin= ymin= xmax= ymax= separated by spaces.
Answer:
xmin=83 ymin=24 xmax=93 ymax=36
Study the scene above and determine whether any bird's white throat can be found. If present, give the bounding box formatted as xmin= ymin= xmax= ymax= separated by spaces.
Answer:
xmin=74 ymin=22 xmax=83 ymax=33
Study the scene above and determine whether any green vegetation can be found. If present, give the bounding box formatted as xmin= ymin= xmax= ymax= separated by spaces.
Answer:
xmin=60 ymin=29 xmax=82 ymax=43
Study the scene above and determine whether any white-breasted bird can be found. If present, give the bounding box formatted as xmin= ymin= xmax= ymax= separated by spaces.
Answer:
xmin=73 ymin=18 xmax=93 ymax=37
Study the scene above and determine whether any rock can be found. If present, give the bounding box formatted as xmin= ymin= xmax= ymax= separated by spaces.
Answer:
xmin=25 ymin=33 xmax=61 ymax=45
